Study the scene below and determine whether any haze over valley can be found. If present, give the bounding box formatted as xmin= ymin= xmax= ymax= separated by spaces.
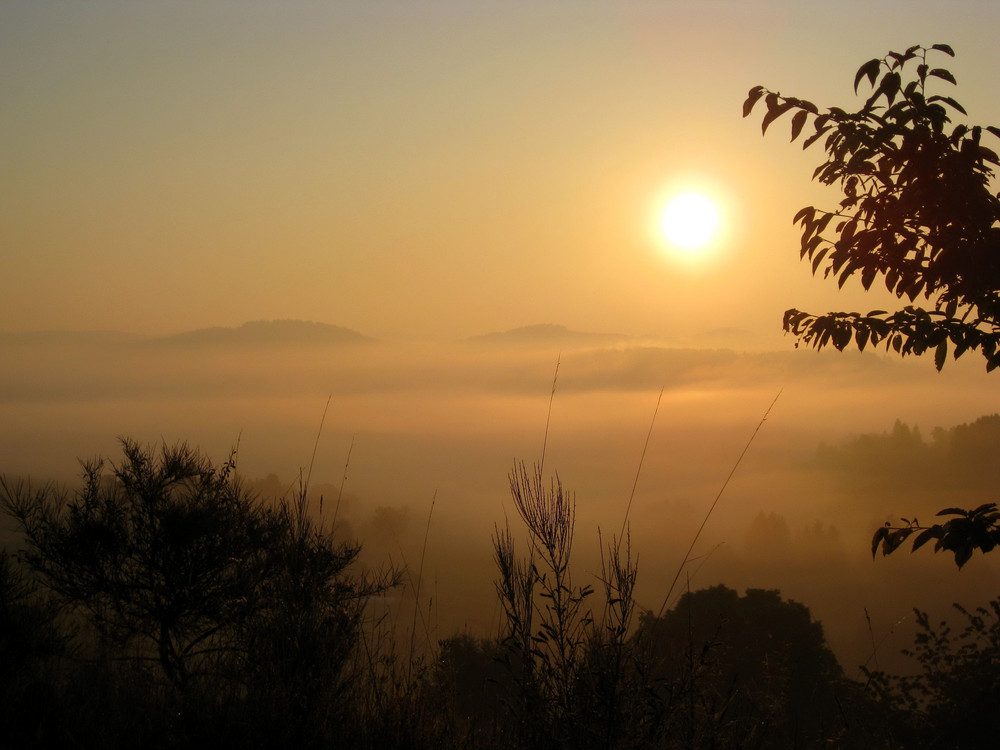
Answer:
xmin=4 ymin=319 xmax=998 ymax=675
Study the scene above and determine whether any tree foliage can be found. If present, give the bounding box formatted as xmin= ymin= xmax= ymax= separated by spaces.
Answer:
xmin=872 ymin=503 xmax=1000 ymax=569
xmin=637 ymin=586 xmax=855 ymax=749
xmin=745 ymin=44 xmax=1000 ymax=371
xmin=865 ymin=599 xmax=1000 ymax=749
xmin=0 ymin=439 xmax=386 ymax=695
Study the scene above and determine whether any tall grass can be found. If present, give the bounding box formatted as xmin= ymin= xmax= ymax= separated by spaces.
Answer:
xmin=484 ymin=380 xmax=787 ymax=748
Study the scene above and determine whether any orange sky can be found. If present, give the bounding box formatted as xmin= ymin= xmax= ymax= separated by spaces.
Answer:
xmin=4 ymin=1 xmax=1000 ymax=341
xmin=5 ymin=2 xmax=1000 ymax=668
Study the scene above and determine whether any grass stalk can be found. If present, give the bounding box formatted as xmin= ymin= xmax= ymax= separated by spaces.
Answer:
xmin=618 ymin=384 xmax=665 ymax=554
xmin=331 ymin=434 xmax=354 ymax=528
xmin=305 ymin=394 xmax=333 ymax=493
xmin=408 ymin=491 xmax=436 ymax=684
xmin=540 ymin=354 xmax=560 ymax=476
xmin=656 ymin=389 xmax=782 ymax=618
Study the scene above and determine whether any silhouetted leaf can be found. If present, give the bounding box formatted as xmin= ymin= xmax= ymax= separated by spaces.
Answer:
xmin=854 ymin=58 xmax=881 ymax=93
xmin=928 ymin=68 xmax=957 ymax=85
xmin=855 ymin=327 xmax=870 ymax=351
xmin=935 ymin=340 xmax=947 ymax=370
xmin=792 ymin=206 xmax=815 ymax=225
xmin=955 ymin=545 xmax=973 ymax=568
xmin=803 ymin=125 xmax=831 ymax=150
xmin=884 ymin=528 xmax=914 ymax=554
xmin=861 ymin=264 xmax=877 ymax=290
xmin=811 ymin=248 xmax=829 ymax=274
xmin=761 ymin=100 xmax=794 ymax=135
xmin=871 ymin=527 xmax=889 ymax=558
xmin=743 ymin=86 xmax=765 ymax=118
xmin=930 ymin=43 xmax=955 ymax=57
xmin=790 ymin=109 xmax=808 ymax=141
xmin=937 ymin=508 xmax=969 ymax=517
xmin=912 ymin=527 xmax=941 ymax=552
xmin=933 ymin=95 xmax=967 ymax=115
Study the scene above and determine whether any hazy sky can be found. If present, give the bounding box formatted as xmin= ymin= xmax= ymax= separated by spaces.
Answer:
xmin=4 ymin=0 xmax=1000 ymax=340
xmin=5 ymin=2 xmax=1000 ymax=670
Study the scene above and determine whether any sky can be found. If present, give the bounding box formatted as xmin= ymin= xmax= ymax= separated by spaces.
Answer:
xmin=4 ymin=0 xmax=1000 ymax=341
xmin=4 ymin=1 xmax=1000 ymax=673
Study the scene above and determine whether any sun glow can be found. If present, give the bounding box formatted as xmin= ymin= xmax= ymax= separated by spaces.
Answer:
xmin=661 ymin=192 xmax=720 ymax=250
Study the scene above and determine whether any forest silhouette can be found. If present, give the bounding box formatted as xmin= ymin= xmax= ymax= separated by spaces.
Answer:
xmin=3 ymin=417 xmax=999 ymax=749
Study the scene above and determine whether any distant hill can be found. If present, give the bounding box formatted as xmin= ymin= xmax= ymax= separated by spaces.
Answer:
xmin=468 ymin=324 xmax=628 ymax=347
xmin=148 ymin=320 xmax=373 ymax=348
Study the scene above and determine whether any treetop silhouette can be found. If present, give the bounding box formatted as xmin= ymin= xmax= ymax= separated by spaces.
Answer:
xmin=745 ymin=44 xmax=1000 ymax=371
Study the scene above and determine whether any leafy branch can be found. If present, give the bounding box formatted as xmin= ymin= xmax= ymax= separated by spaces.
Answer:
xmin=745 ymin=44 xmax=1000 ymax=371
xmin=871 ymin=503 xmax=1000 ymax=568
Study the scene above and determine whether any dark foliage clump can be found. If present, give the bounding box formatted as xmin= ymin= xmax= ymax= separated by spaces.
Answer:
xmin=0 ymin=439 xmax=396 ymax=749
xmin=865 ymin=599 xmax=1000 ymax=750
xmin=635 ymin=585 xmax=874 ymax=749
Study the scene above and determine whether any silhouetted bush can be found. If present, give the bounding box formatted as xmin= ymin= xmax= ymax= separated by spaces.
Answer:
xmin=0 ymin=439 xmax=396 ymax=748
xmin=865 ymin=598 xmax=1000 ymax=749
xmin=636 ymin=585 xmax=871 ymax=749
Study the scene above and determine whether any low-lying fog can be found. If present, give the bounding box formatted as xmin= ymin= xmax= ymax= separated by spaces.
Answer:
xmin=3 ymin=321 xmax=999 ymax=677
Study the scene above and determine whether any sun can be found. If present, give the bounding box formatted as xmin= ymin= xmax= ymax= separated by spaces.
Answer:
xmin=661 ymin=192 xmax=720 ymax=250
